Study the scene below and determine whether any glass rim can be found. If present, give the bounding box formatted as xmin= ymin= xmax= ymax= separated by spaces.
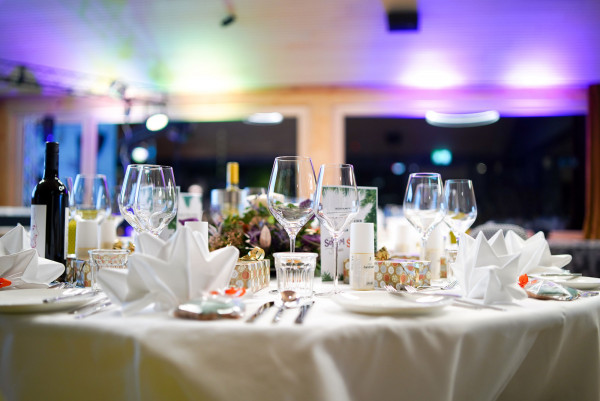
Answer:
xmin=409 ymin=172 xmax=441 ymax=177
xmin=319 ymin=163 xmax=354 ymax=168
xmin=274 ymin=156 xmax=312 ymax=161
xmin=273 ymin=252 xmax=318 ymax=257
xmin=88 ymin=249 xmax=130 ymax=255
xmin=75 ymin=173 xmax=107 ymax=179
xmin=445 ymin=178 xmax=472 ymax=184
xmin=126 ymin=164 xmax=173 ymax=170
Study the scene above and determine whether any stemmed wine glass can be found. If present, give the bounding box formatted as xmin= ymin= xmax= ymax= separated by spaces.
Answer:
xmin=403 ymin=173 xmax=445 ymax=261
xmin=313 ymin=164 xmax=359 ymax=294
xmin=444 ymin=179 xmax=477 ymax=246
xmin=119 ymin=165 xmax=178 ymax=236
xmin=267 ymin=156 xmax=316 ymax=252
xmin=133 ymin=165 xmax=178 ymax=236
xmin=119 ymin=165 xmax=145 ymax=233
xmin=72 ymin=174 xmax=111 ymax=222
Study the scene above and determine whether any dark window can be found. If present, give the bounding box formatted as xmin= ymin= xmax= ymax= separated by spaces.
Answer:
xmin=346 ymin=116 xmax=585 ymax=232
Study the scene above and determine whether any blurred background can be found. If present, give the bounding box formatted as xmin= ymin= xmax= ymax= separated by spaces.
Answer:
xmin=0 ymin=0 xmax=598 ymax=235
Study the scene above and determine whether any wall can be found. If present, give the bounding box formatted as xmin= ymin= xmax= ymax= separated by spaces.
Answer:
xmin=0 ymin=86 xmax=588 ymax=206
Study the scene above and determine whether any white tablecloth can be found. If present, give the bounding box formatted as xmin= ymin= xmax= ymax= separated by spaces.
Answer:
xmin=1 ymin=284 xmax=599 ymax=401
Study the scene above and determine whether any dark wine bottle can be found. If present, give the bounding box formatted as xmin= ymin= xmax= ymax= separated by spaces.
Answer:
xmin=30 ymin=142 xmax=69 ymax=278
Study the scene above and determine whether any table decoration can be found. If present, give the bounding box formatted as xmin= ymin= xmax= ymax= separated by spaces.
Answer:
xmin=0 ymin=225 xmax=64 ymax=289
xmin=97 ymin=226 xmax=239 ymax=314
xmin=503 ymin=231 xmax=572 ymax=275
xmin=230 ymin=247 xmax=270 ymax=292
xmin=453 ymin=230 xmax=572 ymax=304
xmin=208 ymin=197 xmax=320 ymax=272
xmin=372 ymin=247 xmax=432 ymax=289
xmin=321 ymin=186 xmax=378 ymax=283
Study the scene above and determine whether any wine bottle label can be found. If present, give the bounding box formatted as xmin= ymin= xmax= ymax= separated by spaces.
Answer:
xmin=349 ymin=253 xmax=375 ymax=290
xmin=30 ymin=205 xmax=47 ymax=258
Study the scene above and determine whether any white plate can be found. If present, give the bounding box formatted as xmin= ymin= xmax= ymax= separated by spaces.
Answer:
xmin=332 ymin=291 xmax=452 ymax=315
xmin=0 ymin=289 xmax=91 ymax=314
xmin=552 ymin=276 xmax=600 ymax=290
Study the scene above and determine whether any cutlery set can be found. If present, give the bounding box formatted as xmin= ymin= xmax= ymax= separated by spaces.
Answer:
xmin=43 ymin=289 xmax=114 ymax=318
xmin=246 ymin=300 xmax=314 ymax=324
xmin=42 ymin=288 xmax=315 ymax=322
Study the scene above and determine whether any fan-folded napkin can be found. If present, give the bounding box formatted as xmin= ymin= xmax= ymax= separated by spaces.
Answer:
xmin=454 ymin=230 xmax=571 ymax=304
xmin=0 ymin=225 xmax=65 ymax=289
xmin=97 ymin=226 xmax=239 ymax=314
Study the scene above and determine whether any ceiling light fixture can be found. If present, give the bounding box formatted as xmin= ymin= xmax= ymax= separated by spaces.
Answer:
xmin=146 ymin=112 xmax=169 ymax=131
xmin=244 ymin=112 xmax=283 ymax=125
xmin=221 ymin=0 xmax=236 ymax=26
xmin=425 ymin=110 xmax=500 ymax=128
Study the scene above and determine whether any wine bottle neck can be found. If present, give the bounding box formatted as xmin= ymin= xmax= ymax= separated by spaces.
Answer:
xmin=226 ymin=162 xmax=239 ymax=189
xmin=44 ymin=143 xmax=59 ymax=179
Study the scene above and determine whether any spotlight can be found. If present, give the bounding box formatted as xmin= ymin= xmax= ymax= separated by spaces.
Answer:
xmin=221 ymin=14 xmax=236 ymax=26
xmin=131 ymin=146 xmax=149 ymax=163
xmin=146 ymin=113 xmax=169 ymax=131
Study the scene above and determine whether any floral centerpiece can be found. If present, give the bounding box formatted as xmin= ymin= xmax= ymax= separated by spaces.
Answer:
xmin=208 ymin=198 xmax=321 ymax=273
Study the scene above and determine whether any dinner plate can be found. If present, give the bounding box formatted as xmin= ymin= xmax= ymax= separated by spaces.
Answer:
xmin=551 ymin=276 xmax=600 ymax=290
xmin=332 ymin=291 xmax=452 ymax=315
xmin=0 ymin=289 xmax=91 ymax=314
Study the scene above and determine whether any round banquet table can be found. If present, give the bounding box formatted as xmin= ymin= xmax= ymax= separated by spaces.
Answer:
xmin=1 ymin=284 xmax=599 ymax=401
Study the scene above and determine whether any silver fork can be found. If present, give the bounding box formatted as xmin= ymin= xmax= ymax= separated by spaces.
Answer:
xmin=417 ymin=279 xmax=458 ymax=291
xmin=387 ymin=284 xmax=506 ymax=311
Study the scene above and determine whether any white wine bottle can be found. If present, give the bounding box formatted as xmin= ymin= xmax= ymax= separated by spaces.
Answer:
xmin=30 ymin=142 xmax=69 ymax=278
xmin=224 ymin=161 xmax=241 ymax=217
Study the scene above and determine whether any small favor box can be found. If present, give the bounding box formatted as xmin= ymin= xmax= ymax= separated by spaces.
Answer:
xmin=374 ymin=259 xmax=431 ymax=289
xmin=229 ymin=259 xmax=270 ymax=292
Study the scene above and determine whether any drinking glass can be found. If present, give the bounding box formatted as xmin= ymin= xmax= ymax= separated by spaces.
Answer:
xmin=403 ymin=173 xmax=445 ymax=261
xmin=133 ymin=165 xmax=178 ymax=236
xmin=313 ymin=164 xmax=359 ymax=294
xmin=72 ymin=174 xmax=111 ymax=222
xmin=444 ymin=179 xmax=477 ymax=246
xmin=119 ymin=165 xmax=145 ymax=232
xmin=267 ymin=156 xmax=316 ymax=252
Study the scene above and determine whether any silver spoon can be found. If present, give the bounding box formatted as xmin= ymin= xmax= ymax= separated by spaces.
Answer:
xmin=272 ymin=290 xmax=299 ymax=323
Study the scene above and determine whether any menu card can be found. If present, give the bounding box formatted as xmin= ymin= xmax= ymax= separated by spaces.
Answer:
xmin=320 ymin=186 xmax=378 ymax=281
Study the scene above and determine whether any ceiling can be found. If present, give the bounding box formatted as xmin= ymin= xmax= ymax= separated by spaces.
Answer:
xmin=0 ymin=0 xmax=599 ymax=96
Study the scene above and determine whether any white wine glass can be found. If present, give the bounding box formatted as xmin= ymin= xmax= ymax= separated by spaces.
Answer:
xmin=119 ymin=164 xmax=145 ymax=233
xmin=313 ymin=164 xmax=359 ymax=294
xmin=267 ymin=156 xmax=316 ymax=252
xmin=403 ymin=172 xmax=445 ymax=261
xmin=72 ymin=174 xmax=111 ymax=222
xmin=133 ymin=165 xmax=178 ymax=236
xmin=444 ymin=179 xmax=477 ymax=246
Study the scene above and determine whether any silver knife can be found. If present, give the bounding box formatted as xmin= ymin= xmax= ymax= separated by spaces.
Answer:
xmin=44 ymin=289 xmax=101 ymax=303
xmin=246 ymin=301 xmax=275 ymax=323
xmin=294 ymin=301 xmax=314 ymax=324
xmin=74 ymin=300 xmax=113 ymax=319
xmin=69 ymin=295 xmax=109 ymax=315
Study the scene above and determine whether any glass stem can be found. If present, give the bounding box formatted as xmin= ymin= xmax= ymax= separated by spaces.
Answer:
xmin=333 ymin=234 xmax=340 ymax=293
xmin=420 ymin=235 xmax=428 ymax=261
xmin=289 ymin=234 xmax=296 ymax=253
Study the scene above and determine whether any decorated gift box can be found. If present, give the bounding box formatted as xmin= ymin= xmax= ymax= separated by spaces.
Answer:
xmin=372 ymin=248 xmax=431 ymax=288
xmin=229 ymin=248 xmax=270 ymax=292
xmin=374 ymin=259 xmax=431 ymax=288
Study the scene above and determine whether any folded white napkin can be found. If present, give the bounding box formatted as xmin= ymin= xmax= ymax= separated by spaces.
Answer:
xmin=0 ymin=225 xmax=65 ymax=289
xmin=454 ymin=230 xmax=572 ymax=304
xmin=98 ymin=226 xmax=239 ymax=314
xmin=503 ymin=231 xmax=571 ymax=275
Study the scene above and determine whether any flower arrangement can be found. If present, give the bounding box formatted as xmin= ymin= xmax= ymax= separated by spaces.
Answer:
xmin=208 ymin=199 xmax=321 ymax=272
